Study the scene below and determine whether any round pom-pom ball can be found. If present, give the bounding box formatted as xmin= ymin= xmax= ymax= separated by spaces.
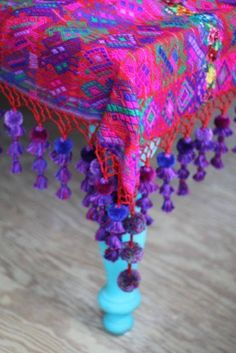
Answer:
xmin=157 ymin=152 xmax=176 ymax=168
xmin=120 ymin=242 xmax=144 ymax=263
xmin=107 ymin=204 xmax=129 ymax=222
xmin=195 ymin=127 xmax=213 ymax=143
xmin=177 ymin=138 xmax=194 ymax=154
xmin=54 ymin=138 xmax=73 ymax=155
xmin=123 ymin=213 xmax=146 ymax=234
xmin=96 ymin=177 xmax=114 ymax=195
xmin=117 ymin=269 xmax=141 ymax=292
xmin=30 ymin=126 xmax=48 ymax=142
xmin=4 ymin=110 xmax=23 ymax=128
xmin=104 ymin=248 xmax=120 ymax=262
xmin=81 ymin=146 xmax=96 ymax=162
xmin=214 ymin=116 xmax=230 ymax=129
xmin=140 ymin=166 xmax=155 ymax=183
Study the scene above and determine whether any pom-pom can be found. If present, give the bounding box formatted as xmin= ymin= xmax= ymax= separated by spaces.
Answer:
xmin=107 ymin=204 xmax=129 ymax=222
xmin=96 ymin=177 xmax=114 ymax=195
xmin=195 ymin=127 xmax=213 ymax=143
xmin=140 ymin=166 xmax=155 ymax=183
xmin=177 ymin=138 xmax=194 ymax=155
xmin=123 ymin=213 xmax=146 ymax=234
xmin=30 ymin=126 xmax=48 ymax=142
xmin=54 ymin=138 xmax=73 ymax=155
xmin=4 ymin=110 xmax=23 ymax=128
xmin=117 ymin=269 xmax=141 ymax=292
xmin=81 ymin=146 xmax=96 ymax=162
xmin=120 ymin=242 xmax=144 ymax=263
xmin=214 ymin=116 xmax=230 ymax=130
xmin=104 ymin=248 xmax=120 ymax=262
xmin=157 ymin=152 xmax=176 ymax=168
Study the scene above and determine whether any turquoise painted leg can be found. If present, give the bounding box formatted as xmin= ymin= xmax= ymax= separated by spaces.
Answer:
xmin=98 ymin=228 xmax=147 ymax=335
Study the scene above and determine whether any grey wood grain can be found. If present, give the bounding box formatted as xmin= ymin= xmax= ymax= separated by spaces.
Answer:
xmin=0 ymin=104 xmax=236 ymax=353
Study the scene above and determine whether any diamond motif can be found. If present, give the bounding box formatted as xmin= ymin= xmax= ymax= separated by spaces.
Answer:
xmin=217 ymin=61 xmax=230 ymax=88
xmin=177 ymin=79 xmax=194 ymax=114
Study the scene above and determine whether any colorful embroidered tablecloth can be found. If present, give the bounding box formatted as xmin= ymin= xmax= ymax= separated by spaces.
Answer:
xmin=0 ymin=0 xmax=236 ymax=291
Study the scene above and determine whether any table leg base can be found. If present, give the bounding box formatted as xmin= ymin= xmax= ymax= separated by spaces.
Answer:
xmin=102 ymin=313 xmax=134 ymax=335
xmin=98 ymin=284 xmax=141 ymax=335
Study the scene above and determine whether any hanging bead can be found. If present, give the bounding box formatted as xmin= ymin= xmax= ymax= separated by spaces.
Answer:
xmin=50 ymin=137 xmax=73 ymax=200
xmin=4 ymin=110 xmax=24 ymax=174
xmin=27 ymin=126 xmax=49 ymax=190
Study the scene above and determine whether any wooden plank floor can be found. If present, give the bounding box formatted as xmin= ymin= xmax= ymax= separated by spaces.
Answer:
xmin=0 ymin=107 xmax=236 ymax=353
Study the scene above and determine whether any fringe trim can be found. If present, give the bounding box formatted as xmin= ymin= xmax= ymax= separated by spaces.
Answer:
xmin=0 ymin=80 xmax=235 ymax=209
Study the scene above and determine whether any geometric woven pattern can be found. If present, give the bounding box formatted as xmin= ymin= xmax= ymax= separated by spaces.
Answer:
xmin=0 ymin=0 xmax=236 ymax=201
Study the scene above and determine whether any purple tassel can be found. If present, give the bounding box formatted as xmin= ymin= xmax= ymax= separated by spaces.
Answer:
xmin=56 ymin=184 xmax=72 ymax=200
xmin=162 ymin=198 xmax=174 ymax=212
xmin=145 ymin=213 xmax=154 ymax=226
xmin=95 ymin=227 xmax=108 ymax=241
xmin=136 ymin=196 xmax=153 ymax=212
xmin=193 ymin=167 xmax=206 ymax=182
xmin=50 ymin=138 xmax=73 ymax=200
xmin=156 ymin=152 xmax=177 ymax=213
xmin=11 ymin=158 xmax=22 ymax=174
xmin=211 ymin=153 xmax=224 ymax=169
xmin=105 ymin=220 xmax=125 ymax=234
xmin=75 ymin=146 xmax=96 ymax=174
xmin=176 ymin=138 xmax=195 ymax=196
xmin=106 ymin=235 xmax=122 ymax=249
xmin=34 ymin=175 xmax=48 ymax=190
xmin=27 ymin=126 xmax=49 ymax=190
xmin=193 ymin=127 xmax=213 ymax=182
xmin=4 ymin=110 xmax=24 ymax=174
xmin=211 ymin=116 xmax=232 ymax=170
xmin=177 ymin=179 xmax=189 ymax=196
xmin=138 ymin=166 xmax=157 ymax=226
